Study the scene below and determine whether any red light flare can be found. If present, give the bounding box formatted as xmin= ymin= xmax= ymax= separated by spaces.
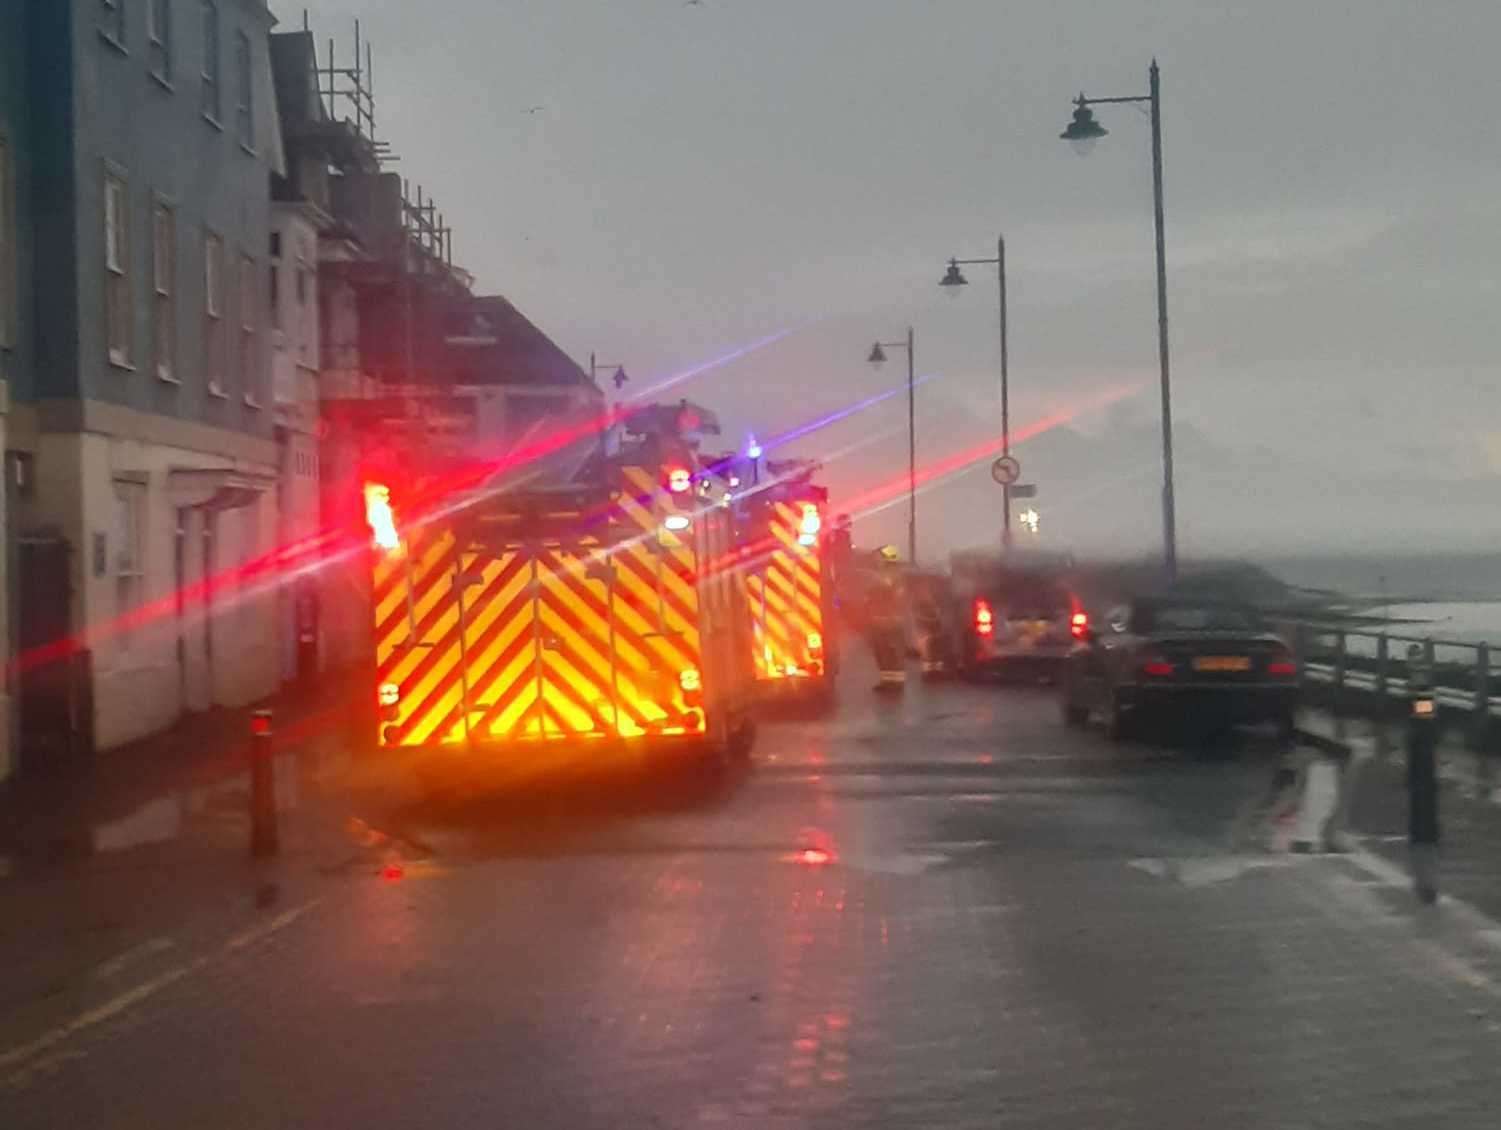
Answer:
xmin=833 ymin=381 xmax=1143 ymax=522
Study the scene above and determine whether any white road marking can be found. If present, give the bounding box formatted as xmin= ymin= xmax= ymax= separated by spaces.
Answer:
xmin=0 ymin=899 xmax=322 ymax=1089
xmin=92 ymin=936 xmax=177 ymax=981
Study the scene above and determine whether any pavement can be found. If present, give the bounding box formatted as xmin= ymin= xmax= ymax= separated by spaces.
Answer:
xmin=5 ymin=660 xmax=1501 ymax=1127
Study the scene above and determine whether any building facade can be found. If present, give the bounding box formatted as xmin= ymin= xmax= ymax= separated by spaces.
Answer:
xmin=10 ymin=0 xmax=285 ymax=759
xmin=0 ymin=0 xmax=31 ymax=780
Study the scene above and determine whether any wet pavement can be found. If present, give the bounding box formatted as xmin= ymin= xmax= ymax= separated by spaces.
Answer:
xmin=6 ymin=662 xmax=1501 ymax=1127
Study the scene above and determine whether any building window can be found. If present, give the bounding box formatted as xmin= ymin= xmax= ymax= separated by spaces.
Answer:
xmin=151 ymin=200 xmax=176 ymax=381
xmin=100 ymin=0 xmax=126 ymax=47
xmin=200 ymin=1 xmax=220 ymax=121
xmin=203 ymin=230 xmax=224 ymax=395
xmin=268 ymin=259 xmax=280 ymax=330
xmin=114 ymin=479 xmax=147 ymax=637
xmin=239 ymin=253 xmax=257 ymax=403
xmin=0 ymin=134 xmax=13 ymax=350
xmin=104 ymin=170 xmax=133 ymax=368
xmin=296 ymin=265 xmax=313 ymax=362
xmin=148 ymin=0 xmax=172 ymax=81
xmin=234 ymin=31 xmax=253 ymax=149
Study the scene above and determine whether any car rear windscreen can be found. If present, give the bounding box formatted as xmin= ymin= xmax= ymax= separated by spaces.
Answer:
xmin=1137 ymin=604 xmax=1262 ymax=632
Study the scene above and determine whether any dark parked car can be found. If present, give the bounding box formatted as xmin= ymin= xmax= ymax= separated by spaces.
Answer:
xmin=1060 ymin=597 xmax=1299 ymax=740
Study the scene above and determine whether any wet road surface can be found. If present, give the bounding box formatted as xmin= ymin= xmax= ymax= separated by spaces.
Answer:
xmin=6 ymin=669 xmax=1501 ymax=1127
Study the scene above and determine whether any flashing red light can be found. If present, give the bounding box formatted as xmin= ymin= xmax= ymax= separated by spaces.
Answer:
xmin=666 ymin=466 xmax=692 ymax=494
xmin=363 ymin=482 xmax=400 ymax=552
xmin=1267 ymin=659 xmax=1298 ymax=677
xmin=1070 ymin=611 xmax=1090 ymax=639
xmin=250 ymin=713 xmax=272 ymax=737
xmin=380 ymin=863 xmax=405 ymax=882
xmin=799 ymin=847 xmax=831 ymax=866
xmin=1141 ymin=659 xmax=1175 ymax=678
xmin=974 ymin=599 xmax=995 ymax=637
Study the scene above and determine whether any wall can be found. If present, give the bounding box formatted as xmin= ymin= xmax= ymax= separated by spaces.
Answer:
xmin=66 ymin=0 xmax=278 ymax=432
xmin=78 ymin=424 xmax=280 ymax=750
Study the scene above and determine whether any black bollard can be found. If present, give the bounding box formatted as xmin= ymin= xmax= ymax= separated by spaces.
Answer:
xmin=1405 ymin=645 xmax=1439 ymax=903
xmin=250 ymin=709 xmax=279 ymax=858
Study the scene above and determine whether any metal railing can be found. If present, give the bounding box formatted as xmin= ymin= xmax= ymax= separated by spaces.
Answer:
xmin=1275 ymin=618 xmax=1497 ymax=732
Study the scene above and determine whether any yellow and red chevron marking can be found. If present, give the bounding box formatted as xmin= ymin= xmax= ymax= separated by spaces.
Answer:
xmin=746 ymin=500 xmax=824 ymax=681
xmin=373 ymin=463 xmax=707 ymax=748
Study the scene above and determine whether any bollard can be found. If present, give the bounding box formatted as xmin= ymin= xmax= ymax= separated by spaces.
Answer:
xmin=250 ymin=709 xmax=279 ymax=858
xmin=1405 ymin=644 xmax=1439 ymax=904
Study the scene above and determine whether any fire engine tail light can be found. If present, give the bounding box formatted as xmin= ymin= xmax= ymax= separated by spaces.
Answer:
xmin=666 ymin=466 xmax=692 ymax=494
xmin=679 ymin=668 xmax=702 ymax=692
xmin=663 ymin=514 xmax=691 ymax=532
xmin=363 ymin=483 xmax=400 ymax=553
xmin=807 ymin=631 xmax=823 ymax=655
xmin=378 ymin=682 xmax=401 ymax=721
xmin=974 ymin=599 xmax=995 ymax=637
xmin=798 ymin=503 xmax=821 ymax=546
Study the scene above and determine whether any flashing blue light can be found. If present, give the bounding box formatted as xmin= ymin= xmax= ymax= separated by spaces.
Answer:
xmin=747 ymin=437 xmax=763 ymax=459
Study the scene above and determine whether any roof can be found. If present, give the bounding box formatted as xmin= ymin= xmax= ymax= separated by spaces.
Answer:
xmin=441 ymin=296 xmax=599 ymax=391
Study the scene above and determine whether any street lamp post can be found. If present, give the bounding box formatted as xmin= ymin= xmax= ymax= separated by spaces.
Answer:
xmin=867 ymin=328 xmax=917 ymax=565
xmin=939 ymin=237 xmax=1011 ymax=551
xmin=1060 ymin=59 xmax=1177 ymax=579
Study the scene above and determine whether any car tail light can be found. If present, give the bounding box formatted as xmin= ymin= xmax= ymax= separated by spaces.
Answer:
xmin=974 ymin=599 xmax=994 ymax=637
xmin=1070 ymin=611 xmax=1089 ymax=639
xmin=1267 ymin=652 xmax=1298 ymax=677
xmin=1140 ymin=653 xmax=1175 ymax=678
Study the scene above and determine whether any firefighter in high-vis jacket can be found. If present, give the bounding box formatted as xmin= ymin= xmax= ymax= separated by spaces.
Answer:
xmin=866 ymin=546 xmax=910 ymax=690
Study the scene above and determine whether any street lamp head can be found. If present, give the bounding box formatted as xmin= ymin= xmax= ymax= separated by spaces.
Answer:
xmin=1060 ymin=97 xmax=1107 ymax=156
xmin=867 ymin=342 xmax=888 ymax=369
xmin=939 ymin=259 xmax=968 ymax=296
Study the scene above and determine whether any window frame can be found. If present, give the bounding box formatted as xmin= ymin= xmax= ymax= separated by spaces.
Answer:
xmin=0 ymin=132 xmax=14 ymax=351
xmin=113 ymin=478 xmax=148 ymax=643
xmin=200 ymin=1 xmax=221 ymax=124
xmin=239 ymin=251 xmax=259 ymax=406
xmin=150 ymin=197 xmax=177 ymax=382
xmin=234 ymin=30 xmax=254 ymax=151
xmin=103 ymin=167 xmax=134 ymax=369
xmin=100 ymin=0 xmax=127 ymax=49
xmin=203 ymin=229 xmax=225 ymax=396
xmin=147 ymin=0 xmax=172 ymax=83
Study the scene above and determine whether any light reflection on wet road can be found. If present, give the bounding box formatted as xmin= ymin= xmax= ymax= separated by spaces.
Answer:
xmin=6 ymin=672 xmax=1501 ymax=1128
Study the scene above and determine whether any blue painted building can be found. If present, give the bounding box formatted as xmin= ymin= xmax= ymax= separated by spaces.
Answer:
xmin=6 ymin=0 xmax=287 ymax=765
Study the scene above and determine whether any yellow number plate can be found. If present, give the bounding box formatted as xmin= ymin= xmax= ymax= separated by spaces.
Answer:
xmin=1193 ymin=656 xmax=1251 ymax=672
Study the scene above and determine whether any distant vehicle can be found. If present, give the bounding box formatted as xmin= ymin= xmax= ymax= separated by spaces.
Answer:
xmin=946 ymin=552 xmax=1083 ymax=681
xmin=1060 ymin=596 xmax=1299 ymax=740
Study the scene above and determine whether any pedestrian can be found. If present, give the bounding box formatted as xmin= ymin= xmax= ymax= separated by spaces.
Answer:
xmin=866 ymin=546 xmax=910 ymax=691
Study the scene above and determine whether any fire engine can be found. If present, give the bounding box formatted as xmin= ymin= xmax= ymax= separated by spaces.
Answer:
xmin=336 ymin=395 xmax=759 ymax=771
xmin=718 ymin=456 xmax=838 ymax=706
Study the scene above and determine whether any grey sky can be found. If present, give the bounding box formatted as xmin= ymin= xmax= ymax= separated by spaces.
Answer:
xmin=295 ymin=0 xmax=1501 ymax=560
